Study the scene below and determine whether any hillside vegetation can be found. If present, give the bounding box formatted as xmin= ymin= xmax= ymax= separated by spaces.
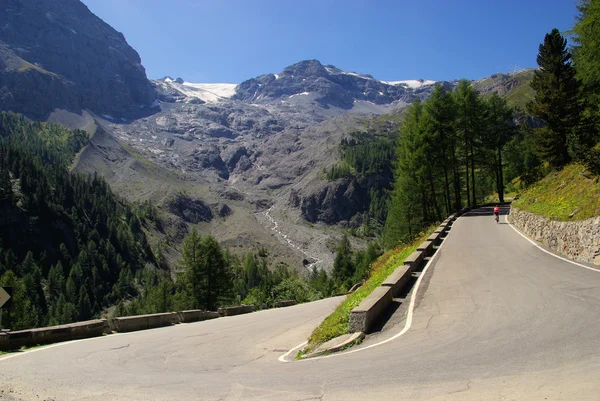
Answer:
xmin=513 ymin=164 xmax=600 ymax=220
xmin=0 ymin=112 xmax=159 ymax=329
xmin=304 ymin=227 xmax=435 ymax=352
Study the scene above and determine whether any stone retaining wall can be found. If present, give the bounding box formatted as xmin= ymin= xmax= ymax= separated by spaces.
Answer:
xmin=509 ymin=208 xmax=600 ymax=265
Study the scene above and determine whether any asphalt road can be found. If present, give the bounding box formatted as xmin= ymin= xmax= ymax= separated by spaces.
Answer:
xmin=2 ymin=206 xmax=600 ymax=401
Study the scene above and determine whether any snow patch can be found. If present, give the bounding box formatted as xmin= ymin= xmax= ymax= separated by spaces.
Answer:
xmin=325 ymin=66 xmax=374 ymax=81
xmin=164 ymin=80 xmax=237 ymax=103
xmin=343 ymin=71 xmax=374 ymax=80
xmin=101 ymin=114 xmax=114 ymax=120
xmin=289 ymin=92 xmax=310 ymax=98
xmin=383 ymin=79 xmax=436 ymax=89
xmin=274 ymin=74 xmax=280 ymax=80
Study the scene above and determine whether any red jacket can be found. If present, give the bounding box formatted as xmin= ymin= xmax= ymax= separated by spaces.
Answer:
xmin=494 ymin=207 xmax=500 ymax=214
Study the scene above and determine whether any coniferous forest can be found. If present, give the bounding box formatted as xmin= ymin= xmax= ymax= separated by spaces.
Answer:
xmin=0 ymin=113 xmax=373 ymax=328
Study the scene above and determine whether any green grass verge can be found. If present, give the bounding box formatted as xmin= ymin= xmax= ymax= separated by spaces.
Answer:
xmin=304 ymin=226 xmax=436 ymax=352
xmin=513 ymin=164 xmax=600 ymax=220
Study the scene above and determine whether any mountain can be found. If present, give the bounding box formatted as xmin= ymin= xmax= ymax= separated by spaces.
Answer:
xmin=232 ymin=59 xmax=438 ymax=109
xmin=0 ymin=0 xmax=155 ymax=120
xmin=0 ymin=1 xmax=537 ymax=273
xmin=473 ymin=69 xmax=536 ymax=110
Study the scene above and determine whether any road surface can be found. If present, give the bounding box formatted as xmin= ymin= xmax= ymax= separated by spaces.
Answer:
xmin=2 ymin=206 xmax=600 ymax=400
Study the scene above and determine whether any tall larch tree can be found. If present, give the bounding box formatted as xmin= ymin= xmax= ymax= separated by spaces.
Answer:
xmin=528 ymin=28 xmax=582 ymax=168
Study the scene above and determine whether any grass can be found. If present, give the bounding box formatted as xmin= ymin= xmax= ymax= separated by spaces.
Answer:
xmin=513 ymin=163 xmax=600 ymax=221
xmin=476 ymin=69 xmax=535 ymax=111
xmin=504 ymin=83 xmax=535 ymax=110
xmin=304 ymin=226 xmax=436 ymax=353
xmin=17 ymin=60 xmax=59 ymax=77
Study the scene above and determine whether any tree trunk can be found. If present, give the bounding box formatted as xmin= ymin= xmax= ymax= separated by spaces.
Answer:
xmin=428 ymin=169 xmax=442 ymax=221
xmin=470 ymin=140 xmax=476 ymax=206
xmin=498 ymin=146 xmax=505 ymax=203
xmin=442 ymin=147 xmax=452 ymax=215
xmin=465 ymin=137 xmax=471 ymax=207
xmin=452 ymin=145 xmax=462 ymax=211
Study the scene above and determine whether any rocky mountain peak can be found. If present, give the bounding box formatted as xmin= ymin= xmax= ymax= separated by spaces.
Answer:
xmin=280 ymin=59 xmax=329 ymax=79
xmin=232 ymin=59 xmax=425 ymax=109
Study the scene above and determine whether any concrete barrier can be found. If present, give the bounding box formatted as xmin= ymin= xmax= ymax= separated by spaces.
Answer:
xmin=274 ymin=300 xmax=297 ymax=308
xmin=434 ymin=227 xmax=445 ymax=234
xmin=109 ymin=312 xmax=179 ymax=333
xmin=428 ymin=232 xmax=441 ymax=244
xmin=403 ymin=250 xmax=425 ymax=267
xmin=218 ymin=305 xmax=255 ymax=317
xmin=381 ymin=265 xmax=413 ymax=297
xmin=417 ymin=240 xmax=434 ymax=256
xmin=0 ymin=320 xmax=107 ymax=351
xmin=0 ymin=333 xmax=7 ymax=350
xmin=177 ymin=310 xmax=220 ymax=323
xmin=349 ymin=287 xmax=393 ymax=333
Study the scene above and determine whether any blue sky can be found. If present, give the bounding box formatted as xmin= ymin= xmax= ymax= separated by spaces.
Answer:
xmin=81 ymin=0 xmax=579 ymax=84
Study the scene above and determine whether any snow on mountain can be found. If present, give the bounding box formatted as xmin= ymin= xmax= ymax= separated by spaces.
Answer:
xmin=324 ymin=65 xmax=375 ymax=81
xmin=383 ymin=79 xmax=436 ymax=89
xmin=159 ymin=79 xmax=237 ymax=103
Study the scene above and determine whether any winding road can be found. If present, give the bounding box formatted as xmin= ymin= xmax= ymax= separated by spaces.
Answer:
xmin=2 ymin=207 xmax=600 ymax=400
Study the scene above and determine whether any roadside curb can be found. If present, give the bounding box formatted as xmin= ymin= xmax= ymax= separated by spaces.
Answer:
xmin=299 ymin=332 xmax=365 ymax=359
xmin=347 ymin=209 xmax=465 ymax=334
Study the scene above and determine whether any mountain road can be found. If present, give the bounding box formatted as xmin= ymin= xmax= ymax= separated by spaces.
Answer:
xmin=1 ymin=207 xmax=600 ymax=400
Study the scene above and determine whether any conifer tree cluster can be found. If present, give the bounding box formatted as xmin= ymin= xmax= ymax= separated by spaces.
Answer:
xmin=0 ymin=113 xmax=159 ymax=329
xmin=382 ymin=84 xmax=517 ymax=247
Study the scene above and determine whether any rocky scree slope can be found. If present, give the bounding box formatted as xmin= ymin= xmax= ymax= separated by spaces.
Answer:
xmin=0 ymin=0 xmax=155 ymax=120
xmin=90 ymin=60 xmax=538 ymax=271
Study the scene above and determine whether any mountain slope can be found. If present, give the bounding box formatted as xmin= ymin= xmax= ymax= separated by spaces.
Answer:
xmin=0 ymin=0 xmax=155 ymax=119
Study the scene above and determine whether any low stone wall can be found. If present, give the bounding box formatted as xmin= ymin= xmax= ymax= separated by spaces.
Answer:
xmin=0 ymin=320 xmax=107 ymax=351
xmin=509 ymin=207 xmax=600 ymax=265
xmin=218 ymin=305 xmax=255 ymax=317
xmin=177 ymin=310 xmax=220 ymax=323
xmin=109 ymin=312 xmax=179 ymax=333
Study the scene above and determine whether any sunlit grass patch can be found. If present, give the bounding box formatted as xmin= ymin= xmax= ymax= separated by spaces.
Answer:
xmin=304 ymin=226 xmax=436 ymax=352
xmin=513 ymin=164 xmax=600 ymax=220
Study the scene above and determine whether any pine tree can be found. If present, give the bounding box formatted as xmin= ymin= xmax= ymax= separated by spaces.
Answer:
xmin=332 ymin=234 xmax=355 ymax=289
xmin=528 ymin=28 xmax=582 ymax=168
xmin=570 ymin=0 xmax=600 ymax=173
xmin=180 ymin=228 xmax=203 ymax=309
xmin=484 ymin=93 xmax=516 ymax=202
xmin=426 ymin=84 xmax=461 ymax=213
xmin=201 ymin=236 xmax=232 ymax=310
xmin=572 ymin=0 xmax=600 ymax=111
xmin=454 ymin=80 xmax=485 ymax=205
xmin=77 ymin=285 xmax=92 ymax=320
xmin=47 ymin=262 xmax=65 ymax=302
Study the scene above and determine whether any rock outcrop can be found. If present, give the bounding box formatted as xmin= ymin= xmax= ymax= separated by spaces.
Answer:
xmin=299 ymin=177 xmax=370 ymax=225
xmin=167 ymin=194 xmax=214 ymax=223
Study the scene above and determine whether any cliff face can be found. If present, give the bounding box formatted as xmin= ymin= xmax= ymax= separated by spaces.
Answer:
xmin=0 ymin=0 xmax=155 ymax=119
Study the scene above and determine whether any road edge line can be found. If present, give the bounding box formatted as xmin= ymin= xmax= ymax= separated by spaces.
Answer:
xmin=280 ymin=219 xmax=453 ymax=363
xmin=506 ymin=212 xmax=600 ymax=274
